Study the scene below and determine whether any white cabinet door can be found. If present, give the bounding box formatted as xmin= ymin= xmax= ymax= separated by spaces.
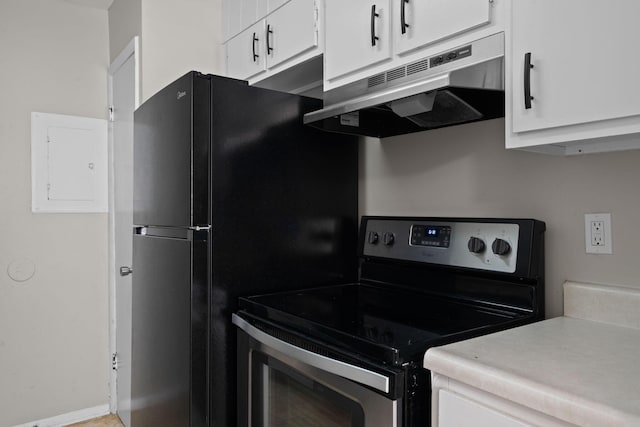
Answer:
xmin=439 ymin=390 xmax=532 ymax=427
xmin=394 ymin=0 xmax=491 ymax=56
xmin=268 ymin=0 xmax=289 ymax=13
xmin=241 ymin=0 xmax=259 ymax=29
xmin=226 ymin=20 xmax=267 ymax=80
xmin=510 ymin=0 xmax=640 ymax=134
xmin=324 ymin=0 xmax=393 ymax=81
xmin=223 ymin=0 xmax=243 ymax=41
xmin=224 ymin=0 xmax=267 ymax=41
xmin=265 ymin=0 xmax=318 ymax=69
xmin=257 ymin=0 xmax=268 ymax=18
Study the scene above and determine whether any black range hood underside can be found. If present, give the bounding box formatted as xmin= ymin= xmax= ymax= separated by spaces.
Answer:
xmin=307 ymin=87 xmax=505 ymax=138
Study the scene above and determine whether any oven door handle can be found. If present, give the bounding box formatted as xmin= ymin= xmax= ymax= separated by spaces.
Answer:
xmin=232 ymin=314 xmax=391 ymax=394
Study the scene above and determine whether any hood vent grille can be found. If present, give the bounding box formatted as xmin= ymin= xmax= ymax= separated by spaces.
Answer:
xmin=368 ymin=73 xmax=385 ymax=88
xmin=387 ymin=66 xmax=407 ymax=82
xmin=407 ymin=59 xmax=430 ymax=76
xmin=367 ymin=58 xmax=431 ymax=89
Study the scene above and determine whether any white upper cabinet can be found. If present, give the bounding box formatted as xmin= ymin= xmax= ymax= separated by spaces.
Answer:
xmin=323 ymin=0 xmax=503 ymax=90
xmin=257 ymin=0 xmax=268 ymax=19
xmin=223 ymin=0 xmax=285 ymax=42
xmin=506 ymin=0 xmax=640 ymax=154
xmin=268 ymin=0 xmax=289 ymax=13
xmin=241 ymin=0 xmax=259 ymax=30
xmin=393 ymin=0 xmax=491 ymax=56
xmin=225 ymin=0 xmax=321 ymax=90
xmin=226 ymin=20 xmax=266 ymax=81
xmin=266 ymin=0 xmax=318 ymax=69
xmin=324 ymin=1 xmax=393 ymax=81
xmin=223 ymin=0 xmax=242 ymax=42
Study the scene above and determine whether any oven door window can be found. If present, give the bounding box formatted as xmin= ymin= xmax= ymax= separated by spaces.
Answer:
xmin=252 ymin=352 xmax=365 ymax=427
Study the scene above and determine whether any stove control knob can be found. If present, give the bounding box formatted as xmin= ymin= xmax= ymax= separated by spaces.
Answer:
xmin=383 ymin=232 xmax=395 ymax=246
xmin=467 ymin=237 xmax=486 ymax=254
xmin=492 ymin=238 xmax=511 ymax=256
xmin=368 ymin=231 xmax=379 ymax=245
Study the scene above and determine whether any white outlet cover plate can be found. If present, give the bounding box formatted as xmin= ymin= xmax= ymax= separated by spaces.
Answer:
xmin=585 ymin=213 xmax=612 ymax=254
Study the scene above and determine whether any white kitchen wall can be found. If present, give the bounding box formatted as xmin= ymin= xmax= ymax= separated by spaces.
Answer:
xmin=140 ymin=0 xmax=223 ymax=101
xmin=109 ymin=0 xmax=223 ymax=103
xmin=360 ymin=118 xmax=640 ymax=318
xmin=0 ymin=1 xmax=110 ymax=425
xmin=108 ymin=0 xmax=141 ymax=61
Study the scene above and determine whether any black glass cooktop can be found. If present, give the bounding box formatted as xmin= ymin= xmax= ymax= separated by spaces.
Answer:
xmin=238 ymin=282 xmax=528 ymax=366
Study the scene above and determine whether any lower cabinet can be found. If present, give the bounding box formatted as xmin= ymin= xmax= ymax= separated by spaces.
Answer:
xmin=431 ymin=374 xmax=574 ymax=427
xmin=439 ymin=389 xmax=531 ymax=427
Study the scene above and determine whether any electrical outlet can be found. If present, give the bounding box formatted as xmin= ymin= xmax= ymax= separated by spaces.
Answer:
xmin=585 ymin=213 xmax=612 ymax=254
xmin=591 ymin=220 xmax=605 ymax=246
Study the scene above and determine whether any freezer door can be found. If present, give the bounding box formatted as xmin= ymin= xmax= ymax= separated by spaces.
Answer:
xmin=133 ymin=72 xmax=210 ymax=227
xmin=131 ymin=228 xmax=209 ymax=427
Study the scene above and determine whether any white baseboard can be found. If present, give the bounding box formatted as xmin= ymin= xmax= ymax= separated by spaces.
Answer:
xmin=12 ymin=404 xmax=111 ymax=427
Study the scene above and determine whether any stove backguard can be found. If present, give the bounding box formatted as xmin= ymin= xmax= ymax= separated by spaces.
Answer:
xmin=358 ymin=216 xmax=545 ymax=319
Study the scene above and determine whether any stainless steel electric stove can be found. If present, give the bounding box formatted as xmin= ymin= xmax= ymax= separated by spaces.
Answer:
xmin=233 ymin=216 xmax=545 ymax=427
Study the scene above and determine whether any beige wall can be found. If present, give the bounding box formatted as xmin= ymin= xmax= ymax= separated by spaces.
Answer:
xmin=109 ymin=0 xmax=224 ymax=102
xmin=140 ymin=0 xmax=223 ymax=101
xmin=360 ymin=118 xmax=640 ymax=318
xmin=108 ymin=0 xmax=141 ymax=61
xmin=0 ymin=1 xmax=110 ymax=425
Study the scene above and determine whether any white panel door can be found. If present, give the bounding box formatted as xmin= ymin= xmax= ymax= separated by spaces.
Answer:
xmin=31 ymin=112 xmax=107 ymax=213
xmin=511 ymin=0 xmax=640 ymax=134
xmin=47 ymin=126 xmax=95 ymax=201
xmin=265 ymin=0 xmax=317 ymax=70
xmin=394 ymin=0 xmax=491 ymax=56
xmin=111 ymin=46 xmax=136 ymax=427
xmin=324 ymin=0 xmax=393 ymax=81
xmin=226 ymin=20 xmax=267 ymax=80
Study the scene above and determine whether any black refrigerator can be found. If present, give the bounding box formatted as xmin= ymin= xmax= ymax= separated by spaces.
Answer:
xmin=131 ymin=72 xmax=358 ymax=426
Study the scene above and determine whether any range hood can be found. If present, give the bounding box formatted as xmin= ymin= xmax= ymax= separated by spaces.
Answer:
xmin=304 ymin=33 xmax=505 ymax=138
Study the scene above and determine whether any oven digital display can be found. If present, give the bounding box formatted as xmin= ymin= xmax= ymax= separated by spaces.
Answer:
xmin=410 ymin=225 xmax=451 ymax=248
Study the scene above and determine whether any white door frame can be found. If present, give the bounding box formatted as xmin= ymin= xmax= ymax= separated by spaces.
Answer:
xmin=107 ymin=36 xmax=140 ymax=414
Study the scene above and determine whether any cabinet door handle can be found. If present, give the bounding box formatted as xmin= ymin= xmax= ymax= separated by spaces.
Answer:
xmin=524 ymin=52 xmax=535 ymax=109
xmin=401 ymin=0 xmax=410 ymax=34
xmin=371 ymin=4 xmax=380 ymax=46
xmin=266 ymin=24 xmax=274 ymax=54
xmin=252 ymin=32 xmax=259 ymax=62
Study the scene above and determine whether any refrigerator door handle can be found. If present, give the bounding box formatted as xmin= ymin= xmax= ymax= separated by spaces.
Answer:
xmin=133 ymin=227 xmax=194 ymax=240
xmin=134 ymin=226 xmax=210 ymax=234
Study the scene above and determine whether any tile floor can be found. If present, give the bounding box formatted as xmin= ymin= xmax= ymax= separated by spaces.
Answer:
xmin=65 ymin=414 xmax=124 ymax=427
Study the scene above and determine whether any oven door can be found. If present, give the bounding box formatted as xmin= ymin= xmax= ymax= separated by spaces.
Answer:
xmin=233 ymin=314 xmax=402 ymax=427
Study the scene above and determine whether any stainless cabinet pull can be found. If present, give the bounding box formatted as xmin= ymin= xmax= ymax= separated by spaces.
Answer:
xmin=119 ymin=266 xmax=133 ymax=276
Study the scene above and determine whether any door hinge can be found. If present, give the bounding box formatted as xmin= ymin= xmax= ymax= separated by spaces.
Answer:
xmin=108 ymin=106 xmax=115 ymax=122
xmin=112 ymin=353 xmax=118 ymax=371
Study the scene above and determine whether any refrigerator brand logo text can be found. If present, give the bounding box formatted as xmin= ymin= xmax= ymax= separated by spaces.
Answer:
xmin=177 ymin=91 xmax=187 ymax=100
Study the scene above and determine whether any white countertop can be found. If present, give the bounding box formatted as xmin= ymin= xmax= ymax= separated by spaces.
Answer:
xmin=424 ymin=282 xmax=640 ymax=427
